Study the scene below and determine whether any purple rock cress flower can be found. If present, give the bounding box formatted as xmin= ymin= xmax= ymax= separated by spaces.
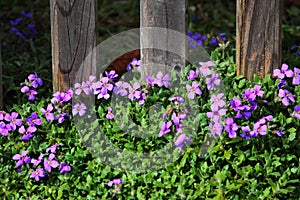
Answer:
xmin=293 ymin=105 xmax=300 ymax=119
xmin=72 ymin=103 xmax=87 ymax=117
xmin=0 ymin=122 xmax=10 ymax=136
xmin=186 ymin=82 xmax=202 ymax=99
xmin=46 ymin=144 xmax=60 ymax=153
xmin=252 ymin=122 xmax=267 ymax=136
xmin=206 ymin=106 xmax=226 ymax=122
xmin=153 ymin=72 xmax=170 ymax=88
xmin=19 ymin=125 xmax=37 ymax=141
xmin=31 ymin=153 xmax=44 ymax=166
xmin=28 ymin=72 xmax=43 ymax=88
xmin=5 ymin=112 xmax=22 ymax=130
xmin=74 ymin=81 xmax=92 ymax=95
xmin=240 ymin=126 xmax=251 ymax=140
xmin=113 ymin=81 xmax=130 ymax=96
xmin=199 ymin=61 xmax=214 ymax=77
xmin=278 ymin=89 xmax=295 ymax=106
xmin=44 ymin=153 xmax=59 ymax=173
xmin=41 ymin=104 xmax=55 ymax=122
xmin=158 ymin=121 xmax=172 ymax=137
xmin=13 ymin=150 xmax=31 ymax=168
xmin=187 ymin=69 xmax=199 ymax=81
xmin=273 ymin=63 xmax=293 ymax=79
xmin=292 ymin=67 xmax=300 ymax=85
xmin=175 ymin=133 xmax=192 ymax=150
xmin=106 ymin=107 xmax=114 ymax=119
xmin=224 ymin=117 xmax=238 ymax=138
xmin=60 ymin=162 xmax=72 ymax=174
xmin=209 ymin=122 xmax=223 ymax=136
xmin=26 ymin=112 xmax=42 ymax=127
xmin=128 ymin=82 xmax=142 ymax=101
xmin=108 ymin=178 xmax=123 ymax=187
xmin=21 ymin=86 xmax=37 ymax=101
xmin=206 ymin=74 xmax=221 ymax=90
xmin=30 ymin=168 xmax=45 ymax=181
xmin=210 ymin=93 xmax=226 ymax=110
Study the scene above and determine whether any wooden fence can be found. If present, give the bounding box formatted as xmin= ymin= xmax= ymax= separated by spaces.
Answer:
xmin=0 ymin=0 xmax=283 ymax=106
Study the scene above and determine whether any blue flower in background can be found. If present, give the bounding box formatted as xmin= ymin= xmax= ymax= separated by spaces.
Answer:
xmin=9 ymin=11 xmax=37 ymax=42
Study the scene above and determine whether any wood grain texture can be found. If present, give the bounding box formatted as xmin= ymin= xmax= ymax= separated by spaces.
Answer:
xmin=50 ymin=0 xmax=97 ymax=92
xmin=140 ymin=0 xmax=187 ymax=81
xmin=236 ymin=0 xmax=282 ymax=81
xmin=0 ymin=33 xmax=2 ymax=109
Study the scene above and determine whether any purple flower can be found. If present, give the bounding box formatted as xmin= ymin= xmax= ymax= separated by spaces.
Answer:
xmin=108 ymin=178 xmax=123 ymax=187
xmin=273 ymin=64 xmax=293 ymax=79
xmin=31 ymin=154 xmax=44 ymax=166
xmin=30 ymin=168 xmax=45 ymax=182
xmin=72 ymin=103 xmax=87 ymax=116
xmin=169 ymin=96 xmax=185 ymax=105
xmin=258 ymin=115 xmax=273 ymax=124
xmin=5 ymin=112 xmax=23 ymax=130
xmin=276 ymin=128 xmax=284 ymax=137
xmin=187 ymin=69 xmax=199 ymax=81
xmin=235 ymin=105 xmax=252 ymax=120
xmin=137 ymin=92 xmax=147 ymax=105
xmin=0 ymin=122 xmax=10 ymax=136
xmin=210 ymin=93 xmax=226 ymax=110
xmin=41 ymin=105 xmax=55 ymax=122
xmin=28 ymin=72 xmax=43 ymax=88
xmin=130 ymin=58 xmax=141 ymax=71
xmin=105 ymin=70 xmax=118 ymax=81
xmin=199 ymin=61 xmax=214 ymax=77
xmin=44 ymin=153 xmax=59 ymax=173
xmin=292 ymin=67 xmax=300 ymax=85
xmin=278 ymin=89 xmax=295 ymax=106
xmin=26 ymin=112 xmax=42 ymax=126
xmin=46 ymin=144 xmax=60 ymax=153
xmin=113 ymin=81 xmax=130 ymax=96
xmin=19 ymin=125 xmax=37 ymax=140
xmin=209 ymin=122 xmax=223 ymax=136
xmin=186 ymin=82 xmax=202 ymax=99
xmin=153 ymin=72 xmax=170 ymax=88
xmin=13 ymin=150 xmax=31 ymax=168
xmin=60 ymin=162 xmax=72 ymax=174
xmin=20 ymin=11 xmax=33 ymax=18
xmin=290 ymin=45 xmax=298 ymax=51
xmin=21 ymin=86 xmax=37 ymax=101
xmin=206 ymin=74 xmax=221 ymax=90
xmin=93 ymin=77 xmax=113 ymax=100
xmin=128 ymin=82 xmax=141 ymax=101
xmin=224 ymin=118 xmax=238 ymax=138
xmin=252 ymin=122 xmax=267 ymax=136
xmin=240 ymin=126 xmax=251 ymax=140
xmin=277 ymin=80 xmax=287 ymax=89
xmin=206 ymin=106 xmax=226 ymax=122
xmin=228 ymin=98 xmax=242 ymax=111
xmin=56 ymin=112 xmax=69 ymax=123
xmin=52 ymin=89 xmax=73 ymax=104
xmin=74 ymin=82 xmax=92 ymax=95
xmin=175 ymin=133 xmax=192 ymax=150
xmin=0 ymin=111 xmax=4 ymax=120
xmin=171 ymin=112 xmax=186 ymax=133
xmin=294 ymin=105 xmax=300 ymax=119
xmin=106 ymin=107 xmax=114 ymax=119
xmin=158 ymin=121 xmax=172 ymax=137
xmin=145 ymin=75 xmax=155 ymax=86
xmin=210 ymin=37 xmax=218 ymax=46
xmin=253 ymin=85 xmax=264 ymax=97
xmin=10 ymin=17 xmax=23 ymax=26
xmin=242 ymin=88 xmax=256 ymax=101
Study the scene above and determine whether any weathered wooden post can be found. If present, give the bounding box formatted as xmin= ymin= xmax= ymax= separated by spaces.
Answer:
xmin=236 ymin=0 xmax=282 ymax=80
xmin=50 ymin=0 xmax=97 ymax=92
xmin=0 ymin=32 xmax=3 ymax=109
xmin=140 ymin=0 xmax=187 ymax=80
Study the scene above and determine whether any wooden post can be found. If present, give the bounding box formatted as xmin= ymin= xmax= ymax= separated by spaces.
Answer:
xmin=50 ymin=0 xmax=97 ymax=92
xmin=140 ymin=0 xmax=187 ymax=80
xmin=0 ymin=31 xmax=3 ymax=109
xmin=236 ymin=0 xmax=282 ymax=81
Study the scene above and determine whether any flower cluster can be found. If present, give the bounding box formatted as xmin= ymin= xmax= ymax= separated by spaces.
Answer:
xmin=9 ymin=11 xmax=37 ymax=42
xmin=21 ymin=72 xmax=43 ymax=101
xmin=187 ymin=31 xmax=227 ymax=48
xmin=13 ymin=144 xmax=71 ymax=182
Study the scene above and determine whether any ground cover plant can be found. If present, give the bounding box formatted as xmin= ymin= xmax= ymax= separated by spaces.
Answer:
xmin=1 ymin=0 xmax=300 ymax=199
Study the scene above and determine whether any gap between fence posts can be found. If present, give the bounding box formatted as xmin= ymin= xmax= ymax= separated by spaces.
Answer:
xmin=236 ymin=0 xmax=282 ymax=81
xmin=50 ymin=0 xmax=97 ymax=92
